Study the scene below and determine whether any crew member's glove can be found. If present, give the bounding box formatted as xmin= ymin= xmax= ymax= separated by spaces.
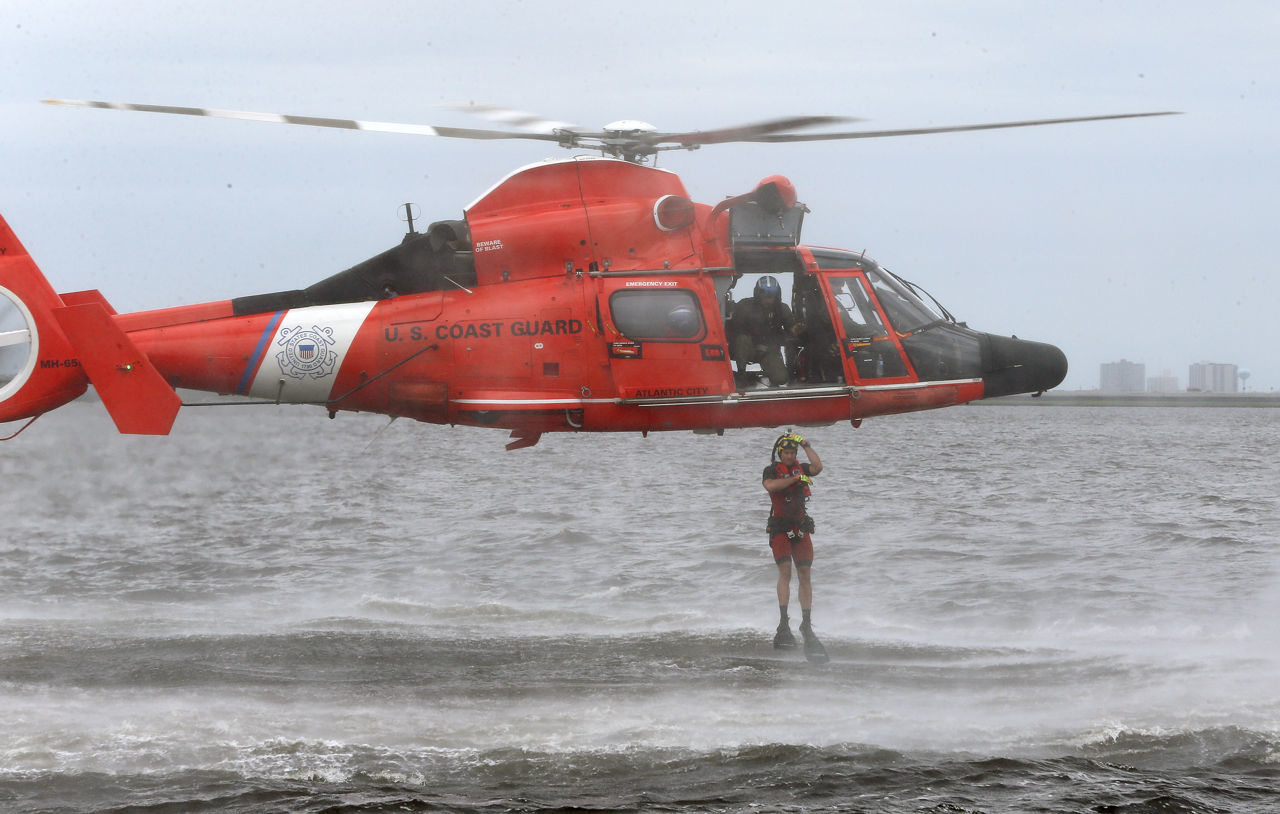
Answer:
xmin=786 ymin=432 xmax=807 ymax=446
xmin=797 ymin=474 xmax=813 ymax=486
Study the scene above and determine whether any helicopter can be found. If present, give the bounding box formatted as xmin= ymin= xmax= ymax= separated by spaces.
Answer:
xmin=1 ymin=101 xmax=1175 ymax=449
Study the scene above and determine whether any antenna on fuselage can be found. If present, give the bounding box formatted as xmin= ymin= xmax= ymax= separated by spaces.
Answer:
xmin=399 ymin=202 xmax=420 ymax=236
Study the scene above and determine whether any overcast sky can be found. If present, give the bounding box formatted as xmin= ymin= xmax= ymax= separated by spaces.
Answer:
xmin=3 ymin=1 xmax=1276 ymax=391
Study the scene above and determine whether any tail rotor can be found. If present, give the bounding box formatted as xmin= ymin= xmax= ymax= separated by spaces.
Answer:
xmin=0 ymin=214 xmax=88 ymax=427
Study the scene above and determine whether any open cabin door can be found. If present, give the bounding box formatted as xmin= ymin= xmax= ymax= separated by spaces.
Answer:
xmin=595 ymin=279 xmax=732 ymax=399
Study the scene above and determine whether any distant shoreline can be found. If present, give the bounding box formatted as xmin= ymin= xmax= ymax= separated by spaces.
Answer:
xmin=979 ymin=391 xmax=1280 ymax=407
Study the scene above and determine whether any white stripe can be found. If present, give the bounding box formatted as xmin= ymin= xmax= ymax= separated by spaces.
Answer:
xmin=453 ymin=397 xmax=617 ymax=406
xmin=247 ymin=302 xmax=377 ymax=403
xmin=351 ymin=121 xmax=443 ymax=136
xmin=452 ymin=380 xmax=982 ymax=409
xmin=857 ymin=378 xmax=981 ymax=391
xmin=640 ymin=389 xmax=850 ymax=407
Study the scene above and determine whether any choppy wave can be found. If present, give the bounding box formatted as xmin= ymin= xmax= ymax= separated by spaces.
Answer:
xmin=2 ymin=404 xmax=1279 ymax=812
xmin=3 ymin=733 xmax=1279 ymax=813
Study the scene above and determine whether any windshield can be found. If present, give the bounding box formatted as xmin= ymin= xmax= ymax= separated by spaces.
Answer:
xmin=864 ymin=267 xmax=943 ymax=333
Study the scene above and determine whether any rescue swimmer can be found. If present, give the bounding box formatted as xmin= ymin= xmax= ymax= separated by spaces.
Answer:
xmin=762 ymin=431 xmax=828 ymax=662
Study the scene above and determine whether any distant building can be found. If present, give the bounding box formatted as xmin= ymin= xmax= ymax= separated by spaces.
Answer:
xmin=1147 ymin=371 xmax=1179 ymax=393
xmin=1188 ymin=362 xmax=1238 ymax=393
xmin=1100 ymin=360 xmax=1146 ymax=393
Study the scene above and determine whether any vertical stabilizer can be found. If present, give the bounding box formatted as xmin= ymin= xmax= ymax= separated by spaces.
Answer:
xmin=52 ymin=302 xmax=181 ymax=434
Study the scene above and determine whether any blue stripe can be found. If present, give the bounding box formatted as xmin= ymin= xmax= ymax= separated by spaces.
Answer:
xmin=237 ymin=310 xmax=285 ymax=395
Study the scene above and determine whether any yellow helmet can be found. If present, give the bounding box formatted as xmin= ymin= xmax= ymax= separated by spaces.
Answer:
xmin=772 ymin=432 xmax=800 ymax=461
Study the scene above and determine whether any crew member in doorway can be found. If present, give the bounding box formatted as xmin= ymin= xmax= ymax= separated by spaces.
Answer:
xmin=727 ymin=275 xmax=802 ymax=387
xmin=763 ymin=432 xmax=823 ymax=651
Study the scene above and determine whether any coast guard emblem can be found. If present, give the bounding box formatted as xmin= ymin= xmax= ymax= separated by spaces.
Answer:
xmin=276 ymin=325 xmax=337 ymax=379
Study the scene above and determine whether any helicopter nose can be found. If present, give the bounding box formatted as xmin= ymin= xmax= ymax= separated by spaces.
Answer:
xmin=980 ymin=334 xmax=1068 ymax=398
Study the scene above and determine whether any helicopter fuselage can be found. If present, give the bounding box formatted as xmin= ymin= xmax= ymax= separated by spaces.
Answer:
xmin=0 ymin=156 xmax=1066 ymax=448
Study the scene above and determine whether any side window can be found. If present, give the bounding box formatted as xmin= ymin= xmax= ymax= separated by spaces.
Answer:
xmin=608 ymin=290 xmax=706 ymax=341
xmin=830 ymin=276 xmax=887 ymax=338
xmin=828 ymin=275 xmax=908 ymax=380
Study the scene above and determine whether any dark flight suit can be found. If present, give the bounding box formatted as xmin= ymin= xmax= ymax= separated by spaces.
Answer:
xmin=727 ymin=296 xmax=795 ymax=385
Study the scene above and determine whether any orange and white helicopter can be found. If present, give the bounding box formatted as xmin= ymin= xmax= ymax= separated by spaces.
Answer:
xmin=1 ymin=102 xmax=1174 ymax=448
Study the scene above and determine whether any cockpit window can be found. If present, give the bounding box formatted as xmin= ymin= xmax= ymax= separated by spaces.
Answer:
xmin=608 ymin=289 xmax=706 ymax=341
xmin=864 ymin=268 xmax=942 ymax=333
xmin=829 ymin=276 xmax=887 ymax=339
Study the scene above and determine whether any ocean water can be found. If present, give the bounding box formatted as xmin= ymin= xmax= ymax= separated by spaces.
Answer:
xmin=1 ymin=401 xmax=1278 ymax=813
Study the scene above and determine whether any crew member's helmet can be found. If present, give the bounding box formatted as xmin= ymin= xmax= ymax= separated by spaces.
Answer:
xmin=666 ymin=305 xmax=700 ymax=336
xmin=754 ymin=275 xmax=781 ymax=300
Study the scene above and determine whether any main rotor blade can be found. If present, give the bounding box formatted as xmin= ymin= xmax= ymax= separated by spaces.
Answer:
xmin=441 ymin=102 xmax=584 ymax=135
xmin=43 ymin=100 xmax=1181 ymax=156
xmin=43 ymin=99 xmax=567 ymax=142
xmin=743 ymin=111 xmax=1181 ymax=142
xmin=655 ymin=115 xmax=858 ymax=146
